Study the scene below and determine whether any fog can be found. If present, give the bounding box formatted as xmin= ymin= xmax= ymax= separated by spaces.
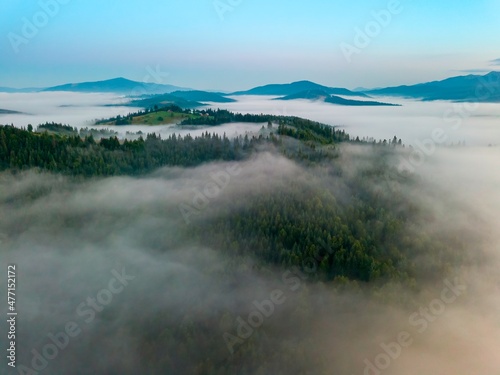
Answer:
xmin=0 ymin=92 xmax=265 ymax=139
xmin=213 ymin=96 xmax=500 ymax=147
xmin=1 ymin=92 xmax=499 ymax=146
xmin=97 ymin=122 xmax=266 ymax=140
xmin=1 ymin=144 xmax=499 ymax=374
xmin=1 ymin=91 xmax=500 ymax=374
xmin=0 ymin=92 xmax=137 ymax=128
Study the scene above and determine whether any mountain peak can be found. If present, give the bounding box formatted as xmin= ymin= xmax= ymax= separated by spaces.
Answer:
xmin=42 ymin=77 xmax=188 ymax=95
xmin=231 ymin=80 xmax=367 ymax=97
xmin=107 ymin=77 xmax=132 ymax=82
xmin=485 ymin=71 xmax=500 ymax=77
xmin=366 ymin=71 xmax=500 ymax=102
xmin=291 ymin=80 xmax=317 ymax=85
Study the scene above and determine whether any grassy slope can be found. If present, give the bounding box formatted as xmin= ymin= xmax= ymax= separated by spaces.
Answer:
xmin=98 ymin=110 xmax=202 ymax=126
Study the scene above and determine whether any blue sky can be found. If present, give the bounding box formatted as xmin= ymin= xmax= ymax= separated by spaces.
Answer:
xmin=1 ymin=0 xmax=499 ymax=90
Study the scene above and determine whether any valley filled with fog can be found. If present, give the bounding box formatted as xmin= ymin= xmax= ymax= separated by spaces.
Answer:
xmin=2 ymin=92 xmax=500 ymax=146
xmin=1 ymin=91 xmax=500 ymax=374
xmin=218 ymin=95 xmax=500 ymax=147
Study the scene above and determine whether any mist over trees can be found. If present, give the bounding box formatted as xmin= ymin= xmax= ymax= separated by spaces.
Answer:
xmin=0 ymin=112 xmax=499 ymax=375
xmin=0 ymin=113 xmax=399 ymax=176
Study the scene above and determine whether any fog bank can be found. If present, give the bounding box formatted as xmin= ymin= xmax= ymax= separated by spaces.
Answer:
xmin=0 ymin=146 xmax=499 ymax=374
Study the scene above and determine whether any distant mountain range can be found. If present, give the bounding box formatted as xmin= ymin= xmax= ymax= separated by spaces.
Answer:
xmin=232 ymin=80 xmax=368 ymax=97
xmin=366 ymin=71 xmax=500 ymax=102
xmin=0 ymin=78 xmax=188 ymax=95
xmin=275 ymin=89 xmax=398 ymax=106
xmin=42 ymin=77 xmax=188 ymax=95
xmin=1 ymin=72 xmax=499 ymax=103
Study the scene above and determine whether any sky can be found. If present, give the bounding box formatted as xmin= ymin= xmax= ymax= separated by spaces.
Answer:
xmin=1 ymin=0 xmax=499 ymax=91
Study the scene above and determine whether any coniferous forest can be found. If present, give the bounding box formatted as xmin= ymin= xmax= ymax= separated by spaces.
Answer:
xmin=0 ymin=110 xmax=488 ymax=374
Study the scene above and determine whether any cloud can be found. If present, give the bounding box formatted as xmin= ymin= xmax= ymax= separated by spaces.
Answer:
xmin=454 ymin=68 xmax=492 ymax=74
xmin=3 ymin=93 xmax=500 ymax=147
xmin=490 ymin=58 xmax=500 ymax=66
xmin=216 ymin=96 xmax=500 ymax=147
xmin=0 ymin=144 xmax=499 ymax=374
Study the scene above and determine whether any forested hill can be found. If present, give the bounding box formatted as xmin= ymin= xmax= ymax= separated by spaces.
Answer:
xmin=0 ymin=114 xmax=482 ymax=374
xmin=1 ymin=113 xmax=401 ymax=177
xmin=1 ymin=114 xmax=471 ymax=287
xmin=0 ymin=113 xmax=464 ymax=289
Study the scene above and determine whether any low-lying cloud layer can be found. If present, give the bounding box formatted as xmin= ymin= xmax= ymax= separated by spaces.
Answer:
xmin=2 ymin=93 xmax=500 ymax=147
xmin=216 ymin=96 xmax=500 ymax=147
xmin=0 ymin=145 xmax=499 ymax=374
xmin=0 ymin=92 xmax=136 ymax=128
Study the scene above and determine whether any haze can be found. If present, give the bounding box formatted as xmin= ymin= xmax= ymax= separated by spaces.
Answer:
xmin=2 ymin=0 xmax=500 ymax=90
xmin=2 ymin=92 xmax=499 ymax=146
xmin=1 ymin=147 xmax=499 ymax=374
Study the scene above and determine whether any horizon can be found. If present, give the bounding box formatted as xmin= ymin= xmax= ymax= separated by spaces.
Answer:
xmin=2 ymin=0 xmax=500 ymax=90
xmin=3 ymin=70 xmax=500 ymax=93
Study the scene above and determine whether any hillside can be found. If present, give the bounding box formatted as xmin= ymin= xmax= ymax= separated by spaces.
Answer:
xmin=325 ymin=95 xmax=400 ymax=106
xmin=169 ymin=90 xmax=236 ymax=103
xmin=127 ymin=93 xmax=203 ymax=109
xmin=366 ymin=71 xmax=500 ymax=102
xmin=95 ymin=105 xmax=200 ymax=125
xmin=232 ymin=80 xmax=369 ymax=97
xmin=42 ymin=77 xmax=188 ymax=95
xmin=275 ymin=90 xmax=399 ymax=106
